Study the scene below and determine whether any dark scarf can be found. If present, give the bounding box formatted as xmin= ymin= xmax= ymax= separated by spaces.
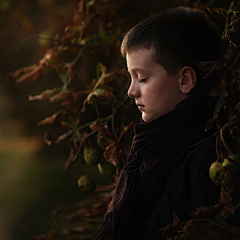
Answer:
xmin=92 ymin=94 xmax=217 ymax=240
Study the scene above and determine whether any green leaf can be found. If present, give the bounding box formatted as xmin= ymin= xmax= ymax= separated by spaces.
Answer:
xmin=86 ymin=85 xmax=114 ymax=104
xmin=207 ymin=7 xmax=228 ymax=19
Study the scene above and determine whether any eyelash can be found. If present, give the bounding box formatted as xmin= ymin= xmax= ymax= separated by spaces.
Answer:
xmin=138 ymin=78 xmax=147 ymax=83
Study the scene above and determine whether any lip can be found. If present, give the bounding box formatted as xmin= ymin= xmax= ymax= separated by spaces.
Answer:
xmin=136 ymin=103 xmax=145 ymax=111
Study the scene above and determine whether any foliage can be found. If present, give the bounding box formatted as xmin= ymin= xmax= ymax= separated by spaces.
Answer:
xmin=7 ymin=0 xmax=240 ymax=239
xmin=8 ymin=0 xmax=139 ymax=239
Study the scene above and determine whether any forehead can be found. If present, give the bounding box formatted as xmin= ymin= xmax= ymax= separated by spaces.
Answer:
xmin=126 ymin=48 xmax=159 ymax=73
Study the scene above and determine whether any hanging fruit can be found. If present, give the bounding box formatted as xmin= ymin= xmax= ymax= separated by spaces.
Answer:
xmin=83 ymin=146 xmax=100 ymax=165
xmin=77 ymin=175 xmax=96 ymax=192
xmin=98 ymin=158 xmax=116 ymax=179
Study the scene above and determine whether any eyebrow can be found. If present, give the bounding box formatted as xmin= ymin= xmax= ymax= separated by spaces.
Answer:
xmin=128 ymin=68 xmax=150 ymax=74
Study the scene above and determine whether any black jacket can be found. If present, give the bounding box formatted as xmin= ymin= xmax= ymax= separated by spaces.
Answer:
xmin=135 ymin=136 xmax=219 ymax=239
xmin=93 ymin=94 xmax=220 ymax=240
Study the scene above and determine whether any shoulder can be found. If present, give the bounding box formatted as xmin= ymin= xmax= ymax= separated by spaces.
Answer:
xmin=184 ymin=135 xmax=217 ymax=190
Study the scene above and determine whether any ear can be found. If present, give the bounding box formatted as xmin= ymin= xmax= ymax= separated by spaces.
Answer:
xmin=179 ymin=66 xmax=196 ymax=94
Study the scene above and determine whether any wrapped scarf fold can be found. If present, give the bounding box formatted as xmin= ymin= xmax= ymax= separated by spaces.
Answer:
xmin=92 ymin=94 xmax=217 ymax=240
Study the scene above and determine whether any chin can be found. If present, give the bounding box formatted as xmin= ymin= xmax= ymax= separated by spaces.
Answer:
xmin=142 ymin=115 xmax=154 ymax=123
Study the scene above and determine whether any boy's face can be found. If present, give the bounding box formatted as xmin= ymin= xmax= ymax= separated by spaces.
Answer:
xmin=126 ymin=48 xmax=187 ymax=122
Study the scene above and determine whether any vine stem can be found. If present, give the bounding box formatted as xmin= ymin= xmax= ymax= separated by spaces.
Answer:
xmin=76 ymin=115 xmax=109 ymax=132
xmin=111 ymin=114 xmax=119 ymax=142
xmin=76 ymin=96 xmax=131 ymax=135
xmin=74 ymin=160 xmax=84 ymax=176
xmin=94 ymin=100 xmax=101 ymax=119
xmin=184 ymin=118 xmax=240 ymax=151
xmin=220 ymin=123 xmax=233 ymax=155
xmin=221 ymin=201 xmax=240 ymax=222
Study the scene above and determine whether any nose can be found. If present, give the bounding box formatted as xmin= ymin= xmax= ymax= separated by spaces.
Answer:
xmin=128 ymin=81 xmax=139 ymax=99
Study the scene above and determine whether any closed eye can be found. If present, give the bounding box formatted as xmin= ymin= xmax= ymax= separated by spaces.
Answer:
xmin=138 ymin=78 xmax=147 ymax=83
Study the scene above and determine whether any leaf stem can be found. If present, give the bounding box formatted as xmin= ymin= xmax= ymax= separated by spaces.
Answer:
xmin=77 ymin=96 xmax=131 ymax=132
xmin=94 ymin=100 xmax=101 ymax=119
xmin=221 ymin=201 xmax=240 ymax=222
xmin=220 ymin=124 xmax=233 ymax=155
xmin=111 ymin=114 xmax=119 ymax=142
xmin=74 ymin=160 xmax=84 ymax=175
xmin=184 ymin=118 xmax=240 ymax=151
xmin=76 ymin=116 xmax=109 ymax=132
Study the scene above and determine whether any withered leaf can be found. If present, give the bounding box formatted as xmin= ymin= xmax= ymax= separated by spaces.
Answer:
xmin=37 ymin=109 xmax=68 ymax=126
xmin=84 ymin=85 xmax=114 ymax=105
xmin=158 ymin=212 xmax=185 ymax=237
xmin=28 ymin=88 xmax=60 ymax=101
xmin=198 ymin=60 xmax=223 ymax=74
xmin=95 ymin=183 xmax=116 ymax=192
xmin=7 ymin=49 xmax=57 ymax=84
xmin=119 ymin=121 xmax=134 ymax=140
xmin=181 ymin=218 xmax=240 ymax=240
xmin=54 ymin=130 xmax=73 ymax=145
xmin=191 ymin=202 xmax=223 ymax=218
xmin=90 ymin=119 xmax=115 ymax=140
xmin=65 ymin=140 xmax=82 ymax=170
xmin=48 ymin=92 xmax=66 ymax=103
xmin=44 ymin=131 xmax=54 ymax=146
xmin=7 ymin=64 xmax=44 ymax=84
xmin=220 ymin=185 xmax=236 ymax=215
xmin=207 ymin=7 xmax=227 ymax=19
xmin=103 ymin=142 xmax=126 ymax=173
xmin=103 ymin=142 xmax=120 ymax=166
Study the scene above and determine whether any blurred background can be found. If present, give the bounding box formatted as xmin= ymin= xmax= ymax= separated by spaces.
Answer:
xmin=0 ymin=0 xmax=228 ymax=239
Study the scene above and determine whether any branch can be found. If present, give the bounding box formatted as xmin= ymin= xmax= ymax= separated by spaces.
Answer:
xmin=183 ymin=118 xmax=240 ymax=152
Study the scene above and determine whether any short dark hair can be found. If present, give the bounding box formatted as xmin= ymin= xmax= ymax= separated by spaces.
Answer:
xmin=121 ymin=7 xmax=223 ymax=78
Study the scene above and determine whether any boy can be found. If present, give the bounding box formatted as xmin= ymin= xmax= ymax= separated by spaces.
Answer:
xmin=93 ymin=6 xmax=223 ymax=240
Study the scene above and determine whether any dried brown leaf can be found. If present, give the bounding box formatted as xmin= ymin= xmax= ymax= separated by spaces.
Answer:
xmin=181 ymin=218 xmax=240 ymax=240
xmin=65 ymin=140 xmax=82 ymax=170
xmin=7 ymin=49 xmax=55 ymax=83
xmin=37 ymin=109 xmax=68 ymax=126
xmin=119 ymin=121 xmax=134 ymax=140
xmin=220 ymin=185 xmax=236 ymax=215
xmin=28 ymin=88 xmax=60 ymax=101
xmin=191 ymin=202 xmax=223 ymax=218
xmin=90 ymin=119 xmax=115 ymax=140
xmin=7 ymin=64 xmax=44 ymax=83
xmin=43 ymin=131 xmax=54 ymax=146
xmin=198 ymin=60 xmax=223 ymax=74
xmin=95 ymin=183 xmax=116 ymax=192
xmin=158 ymin=212 xmax=185 ymax=237
xmin=103 ymin=142 xmax=126 ymax=173
xmin=103 ymin=142 xmax=120 ymax=166
xmin=54 ymin=130 xmax=73 ymax=145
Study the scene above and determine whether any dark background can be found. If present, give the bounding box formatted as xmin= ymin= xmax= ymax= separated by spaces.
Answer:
xmin=0 ymin=0 xmax=228 ymax=239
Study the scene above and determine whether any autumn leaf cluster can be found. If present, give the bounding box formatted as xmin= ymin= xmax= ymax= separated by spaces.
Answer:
xmin=8 ymin=0 xmax=240 ymax=239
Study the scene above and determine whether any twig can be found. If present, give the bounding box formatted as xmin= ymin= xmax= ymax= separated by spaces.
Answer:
xmin=111 ymin=114 xmax=119 ymax=142
xmin=94 ymin=100 xmax=101 ymax=120
xmin=184 ymin=118 xmax=240 ymax=151
xmin=220 ymin=123 xmax=233 ymax=155
xmin=77 ymin=96 xmax=131 ymax=136
xmin=74 ymin=159 xmax=84 ymax=175
xmin=216 ymin=134 xmax=221 ymax=157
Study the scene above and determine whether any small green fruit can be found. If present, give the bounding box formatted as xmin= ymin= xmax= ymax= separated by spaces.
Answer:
xmin=77 ymin=175 xmax=96 ymax=192
xmin=209 ymin=161 xmax=222 ymax=182
xmin=84 ymin=147 xmax=100 ymax=165
xmin=222 ymin=158 xmax=230 ymax=167
xmin=98 ymin=159 xmax=116 ymax=179
xmin=229 ymin=154 xmax=240 ymax=161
